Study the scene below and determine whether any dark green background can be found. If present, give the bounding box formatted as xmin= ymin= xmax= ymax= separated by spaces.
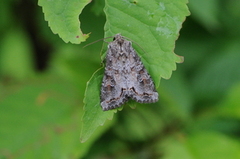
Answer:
xmin=1 ymin=0 xmax=240 ymax=158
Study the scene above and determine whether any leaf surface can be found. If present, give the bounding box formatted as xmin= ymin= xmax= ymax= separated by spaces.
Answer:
xmin=162 ymin=132 xmax=240 ymax=159
xmin=80 ymin=69 xmax=115 ymax=143
xmin=0 ymin=76 xmax=93 ymax=158
xmin=38 ymin=0 xmax=90 ymax=43
xmin=104 ymin=0 xmax=190 ymax=86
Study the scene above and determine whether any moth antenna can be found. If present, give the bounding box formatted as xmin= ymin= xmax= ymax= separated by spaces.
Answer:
xmin=83 ymin=36 xmax=114 ymax=48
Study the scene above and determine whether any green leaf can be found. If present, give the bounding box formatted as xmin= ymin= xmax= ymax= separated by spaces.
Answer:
xmin=80 ymin=69 xmax=115 ymax=143
xmin=81 ymin=0 xmax=190 ymax=142
xmin=160 ymin=72 xmax=193 ymax=120
xmin=192 ymin=40 xmax=240 ymax=101
xmin=38 ymin=0 xmax=91 ymax=44
xmin=161 ymin=132 xmax=240 ymax=159
xmin=217 ymin=83 xmax=240 ymax=119
xmin=0 ymin=27 xmax=34 ymax=80
xmin=104 ymin=0 xmax=190 ymax=87
xmin=113 ymin=106 xmax=164 ymax=141
xmin=161 ymin=135 xmax=193 ymax=159
xmin=187 ymin=132 xmax=240 ymax=159
xmin=0 ymin=76 xmax=94 ymax=158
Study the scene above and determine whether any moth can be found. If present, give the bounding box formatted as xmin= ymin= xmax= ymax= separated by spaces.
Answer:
xmin=100 ymin=34 xmax=158 ymax=111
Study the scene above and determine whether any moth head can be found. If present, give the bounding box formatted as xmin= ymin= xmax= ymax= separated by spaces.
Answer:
xmin=113 ymin=34 xmax=125 ymax=46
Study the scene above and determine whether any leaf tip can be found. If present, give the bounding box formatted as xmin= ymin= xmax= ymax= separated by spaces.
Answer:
xmin=73 ymin=33 xmax=90 ymax=43
xmin=176 ymin=55 xmax=184 ymax=63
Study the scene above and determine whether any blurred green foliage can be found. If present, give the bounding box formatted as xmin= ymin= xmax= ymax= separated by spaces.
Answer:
xmin=0 ymin=0 xmax=240 ymax=159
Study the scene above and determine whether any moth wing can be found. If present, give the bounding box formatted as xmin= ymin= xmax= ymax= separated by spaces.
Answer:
xmin=100 ymin=73 xmax=128 ymax=111
xmin=129 ymin=67 xmax=158 ymax=103
xmin=127 ymin=48 xmax=158 ymax=103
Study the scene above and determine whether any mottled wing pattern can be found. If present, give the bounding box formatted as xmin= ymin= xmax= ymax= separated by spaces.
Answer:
xmin=128 ymin=48 xmax=159 ymax=103
xmin=100 ymin=62 xmax=129 ymax=110
xmin=100 ymin=34 xmax=158 ymax=111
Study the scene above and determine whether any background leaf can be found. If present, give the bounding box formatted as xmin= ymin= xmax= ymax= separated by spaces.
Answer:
xmin=188 ymin=0 xmax=220 ymax=31
xmin=0 ymin=76 xmax=90 ymax=158
xmin=38 ymin=0 xmax=91 ymax=43
xmin=191 ymin=40 xmax=240 ymax=102
xmin=161 ymin=132 xmax=240 ymax=159
xmin=0 ymin=27 xmax=34 ymax=79
xmin=217 ymin=83 xmax=240 ymax=119
xmin=187 ymin=132 xmax=240 ymax=159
